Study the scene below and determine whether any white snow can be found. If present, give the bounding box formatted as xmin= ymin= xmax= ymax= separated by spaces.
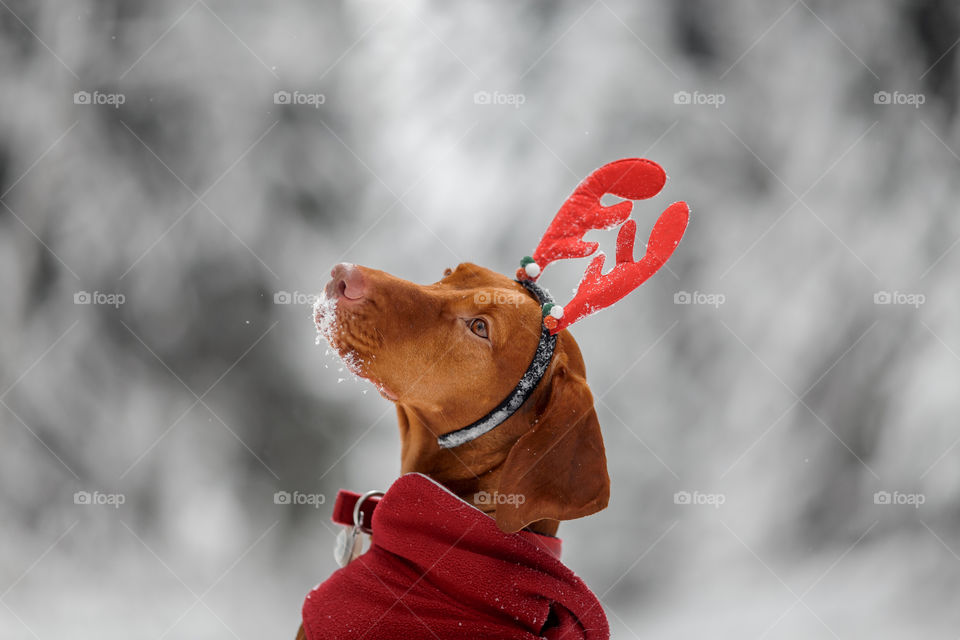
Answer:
xmin=312 ymin=290 xmax=364 ymax=379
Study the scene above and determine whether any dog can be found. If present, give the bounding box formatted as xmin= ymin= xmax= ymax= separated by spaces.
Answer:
xmin=298 ymin=159 xmax=688 ymax=639
xmin=318 ymin=261 xmax=610 ymax=534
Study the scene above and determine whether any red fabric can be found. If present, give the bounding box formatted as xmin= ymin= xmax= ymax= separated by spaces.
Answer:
xmin=302 ymin=473 xmax=609 ymax=640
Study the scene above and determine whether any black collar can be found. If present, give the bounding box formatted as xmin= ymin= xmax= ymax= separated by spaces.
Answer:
xmin=437 ymin=280 xmax=557 ymax=449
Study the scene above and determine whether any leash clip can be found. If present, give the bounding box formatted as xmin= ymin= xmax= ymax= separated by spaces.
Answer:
xmin=334 ymin=490 xmax=384 ymax=568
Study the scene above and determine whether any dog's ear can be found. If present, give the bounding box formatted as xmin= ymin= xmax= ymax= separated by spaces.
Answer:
xmin=494 ymin=353 xmax=609 ymax=533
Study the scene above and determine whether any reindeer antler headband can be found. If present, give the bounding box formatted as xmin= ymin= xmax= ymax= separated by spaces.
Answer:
xmin=438 ymin=158 xmax=689 ymax=449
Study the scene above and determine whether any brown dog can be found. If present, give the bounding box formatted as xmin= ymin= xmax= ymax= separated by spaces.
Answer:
xmin=296 ymin=262 xmax=610 ymax=640
xmin=299 ymin=159 xmax=688 ymax=639
xmin=317 ymin=261 xmax=610 ymax=536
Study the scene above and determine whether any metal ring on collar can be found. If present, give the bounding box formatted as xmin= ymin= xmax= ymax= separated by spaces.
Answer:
xmin=353 ymin=490 xmax=385 ymax=534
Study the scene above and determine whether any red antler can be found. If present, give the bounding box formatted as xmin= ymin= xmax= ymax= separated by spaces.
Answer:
xmin=525 ymin=158 xmax=668 ymax=276
xmin=548 ymin=201 xmax=689 ymax=333
xmin=519 ymin=158 xmax=689 ymax=334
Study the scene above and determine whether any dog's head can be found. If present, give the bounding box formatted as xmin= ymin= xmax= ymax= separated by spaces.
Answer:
xmin=313 ymin=159 xmax=690 ymax=534
xmin=316 ymin=261 xmax=609 ymax=533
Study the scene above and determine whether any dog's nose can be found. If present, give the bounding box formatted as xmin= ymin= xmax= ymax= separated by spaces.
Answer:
xmin=327 ymin=263 xmax=367 ymax=301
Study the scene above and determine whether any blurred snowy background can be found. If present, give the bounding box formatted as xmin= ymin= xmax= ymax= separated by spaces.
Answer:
xmin=1 ymin=0 xmax=958 ymax=637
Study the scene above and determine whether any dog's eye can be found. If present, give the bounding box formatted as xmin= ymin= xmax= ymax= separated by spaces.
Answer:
xmin=443 ymin=267 xmax=453 ymax=277
xmin=468 ymin=318 xmax=489 ymax=339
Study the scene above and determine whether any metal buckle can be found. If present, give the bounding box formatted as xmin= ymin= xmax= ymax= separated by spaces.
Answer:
xmin=353 ymin=490 xmax=385 ymax=535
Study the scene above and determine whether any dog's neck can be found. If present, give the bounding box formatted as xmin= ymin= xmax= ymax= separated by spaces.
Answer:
xmin=394 ymin=402 xmax=559 ymax=537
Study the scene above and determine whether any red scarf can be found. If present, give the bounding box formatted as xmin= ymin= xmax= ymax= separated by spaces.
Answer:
xmin=302 ymin=473 xmax=609 ymax=639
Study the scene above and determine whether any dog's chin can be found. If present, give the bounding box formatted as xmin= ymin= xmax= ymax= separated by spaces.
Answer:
xmin=336 ymin=355 xmax=399 ymax=402
xmin=325 ymin=338 xmax=399 ymax=402
xmin=314 ymin=292 xmax=401 ymax=401
xmin=377 ymin=385 xmax=399 ymax=402
xmin=342 ymin=359 xmax=399 ymax=402
xmin=315 ymin=310 xmax=397 ymax=402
